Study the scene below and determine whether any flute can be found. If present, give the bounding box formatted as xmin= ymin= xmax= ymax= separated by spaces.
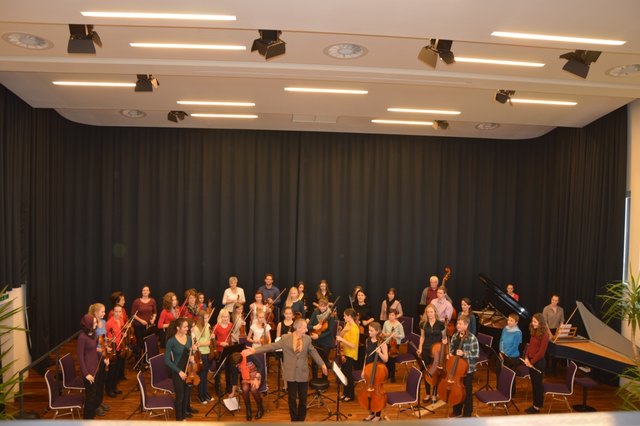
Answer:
xmin=519 ymin=357 xmax=542 ymax=374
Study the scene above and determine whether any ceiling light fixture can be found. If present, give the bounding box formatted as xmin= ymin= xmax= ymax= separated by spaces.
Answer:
xmin=3 ymin=32 xmax=53 ymax=50
xmin=53 ymin=81 xmax=135 ymax=87
xmin=81 ymin=11 xmax=236 ymax=21
xmin=418 ymin=39 xmax=455 ymax=69
xmin=560 ymin=50 xmax=601 ymax=79
xmin=387 ymin=108 xmax=461 ymax=115
xmin=495 ymin=89 xmax=515 ymax=104
xmin=606 ymin=64 xmax=640 ymax=77
xmin=475 ymin=122 xmax=500 ymax=131
xmin=454 ymin=57 xmax=545 ymax=67
xmin=167 ymin=110 xmax=188 ymax=123
xmin=371 ymin=119 xmax=434 ymax=126
xmin=190 ymin=113 xmax=258 ymax=119
xmin=130 ymin=42 xmax=246 ymax=51
xmin=135 ymin=74 xmax=159 ymax=92
xmin=284 ymin=87 xmax=368 ymax=95
xmin=510 ymin=99 xmax=577 ymax=106
xmin=67 ymin=24 xmax=102 ymax=54
xmin=324 ymin=43 xmax=368 ymax=59
xmin=491 ymin=31 xmax=625 ymax=46
xmin=252 ymin=30 xmax=285 ymax=60
xmin=120 ymin=109 xmax=146 ymax=119
xmin=432 ymin=120 xmax=449 ymax=130
xmin=177 ymin=101 xmax=255 ymax=107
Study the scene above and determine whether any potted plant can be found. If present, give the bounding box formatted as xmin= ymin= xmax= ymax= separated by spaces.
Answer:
xmin=600 ymin=270 xmax=640 ymax=410
xmin=0 ymin=287 xmax=26 ymax=419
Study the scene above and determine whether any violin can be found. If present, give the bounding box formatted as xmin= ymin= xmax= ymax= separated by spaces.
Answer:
xmin=357 ymin=339 xmax=388 ymax=413
xmin=185 ymin=338 xmax=201 ymax=386
xmin=388 ymin=327 xmax=399 ymax=358
xmin=260 ymin=321 xmax=270 ymax=346
xmin=437 ymin=330 xmax=468 ymax=407
xmin=264 ymin=288 xmax=287 ymax=329
xmin=98 ymin=335 xmax=112 ymax=371
xmin=336 ymin=323 xmax=349 ymax=365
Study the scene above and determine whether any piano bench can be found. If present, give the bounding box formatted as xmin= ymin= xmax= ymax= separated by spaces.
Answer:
xmin=573 ymin=376 xmax=598 ymax=412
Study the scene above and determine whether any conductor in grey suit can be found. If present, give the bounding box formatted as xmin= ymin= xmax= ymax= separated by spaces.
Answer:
xmin=248 ymin=318 xmax=328 ymax=421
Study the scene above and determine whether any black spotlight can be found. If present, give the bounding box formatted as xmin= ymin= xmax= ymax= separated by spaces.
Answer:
xmin=432 ymin=120 xmax=449 ymax=130
xmin=251 ymin=30 xmax=286 ymax=60
xmin=495 ymin=89 xmax=515 ymax=104
xmin=167 ymin=111 xmax=187 ymax=123
xmin=560 ymin=50 xmax=601 ymax=79
xmin=67 ymin=24 xmax=102 ymax=54
xmin=135 ymin=74 xmax=159 ymax=92
xmin=418 ymin=39 xmax=455 ymax=68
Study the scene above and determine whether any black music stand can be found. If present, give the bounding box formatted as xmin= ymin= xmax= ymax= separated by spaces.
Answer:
xmin=322 ymin=362 xmax=349 ymax=421
xmin=478 ymin=343 xmax=498 ymax=391
xmin=206 ymin=343 xmax=245 ymax=419
xmin=412 ymin=355 xmax=435 ymax=415
xmin=268 ymin=349 xmax=288 ymax=408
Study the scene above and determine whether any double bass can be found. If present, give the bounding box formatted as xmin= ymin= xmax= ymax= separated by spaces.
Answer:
xmin=437 ymin=330 xmax=468 ymax=407
xmin=441 ymin=267 xmax=457 ymax=336
xmin=357 ymin=337 xmax=388 ymax=414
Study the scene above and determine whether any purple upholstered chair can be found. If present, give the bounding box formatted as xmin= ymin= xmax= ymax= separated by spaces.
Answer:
xmin=149 ymin=353 xmax=175 ymax=394
xmin=475 ymin=365 xmax=516 ymax=415
xmin=136 ymin=371 xmax=175 ymax=420
xmin=59 ymin=353 xmax=84 ymax=393
xmin=386 ymin=367 xmax=423 ymax=419
xmin=394 ymin=333 xmax=420 ymax=382
xmin=543 ymin=359 xmax=578 ymax=413
xmin=45 ymin=369 xmax=84 ymax=419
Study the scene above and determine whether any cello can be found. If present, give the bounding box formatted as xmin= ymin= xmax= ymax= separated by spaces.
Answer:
xmin=426 ymin=318 xmax=449 ymax=388
xmin=357 ymin=335 xmax=388 ymax=415
xmin=437 ymin=329 xmax=468 ymax=408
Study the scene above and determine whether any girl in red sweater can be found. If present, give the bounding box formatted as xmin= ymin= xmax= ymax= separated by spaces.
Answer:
xmin=524 ymin=313 xmax=549 ymax=414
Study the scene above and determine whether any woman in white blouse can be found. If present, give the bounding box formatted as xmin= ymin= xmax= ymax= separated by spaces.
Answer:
xmin=222 ymin=276 xmax=246 ymax=312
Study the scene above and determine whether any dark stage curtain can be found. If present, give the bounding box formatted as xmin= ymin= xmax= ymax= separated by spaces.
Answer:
xmin=0 ymin=84 xmax=627 ymax=359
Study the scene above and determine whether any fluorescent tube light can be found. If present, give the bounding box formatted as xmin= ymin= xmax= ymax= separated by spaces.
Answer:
xmin=52 ymin=81 xmax=135 ymax=87
xmin=285 ymin=87 xmax=368 ymax=95
xmin=455 ymin=57 xmax=545 ymax=67
xmin=371 ymin=119 xmax=434 ymax=126
xmin=178 ymin=101 xmax=255 ymax=107
xmin=130 ymin=43 xmax=245 ymax=51
xmin=190 ymin=113 xmax=258 ymax=119
xmin=491 ymin=31 xmax=625 ymax=46
xmin=81 ymin=11 xmax=236 ymax=21
xmin=387 ymin=108 xmax=461 ymax=115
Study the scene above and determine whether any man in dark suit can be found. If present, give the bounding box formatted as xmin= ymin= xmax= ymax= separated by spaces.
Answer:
xmin=248 ymin=318 xmax=327 ymax=421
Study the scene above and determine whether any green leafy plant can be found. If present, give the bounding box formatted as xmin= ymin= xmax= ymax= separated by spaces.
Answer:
xmin=0 ymin=287 xmax=26 ymax=419
xmin=599 ymin=270 xmax=640 ymax=410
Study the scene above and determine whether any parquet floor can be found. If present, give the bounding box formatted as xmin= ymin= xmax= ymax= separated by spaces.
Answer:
xmin=15 ymin=342 xmax=622 ymax=422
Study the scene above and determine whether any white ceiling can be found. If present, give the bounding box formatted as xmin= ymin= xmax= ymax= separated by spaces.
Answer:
xmin=0 ymin=0 xmax=639 ymax=139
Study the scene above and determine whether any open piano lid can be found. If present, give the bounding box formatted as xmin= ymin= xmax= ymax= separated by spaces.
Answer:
xmin=478 ymin=273 xmax=531 ymax=322
xmin=575 ymin=301 xmax=637 ymax=361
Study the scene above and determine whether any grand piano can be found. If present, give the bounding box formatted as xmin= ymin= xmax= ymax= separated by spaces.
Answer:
xmin=477 ymin=273 xmax=532 ymax=349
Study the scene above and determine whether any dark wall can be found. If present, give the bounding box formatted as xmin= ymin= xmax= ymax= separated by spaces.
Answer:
xmin=0 ymin=85 xmax=627 ymax=358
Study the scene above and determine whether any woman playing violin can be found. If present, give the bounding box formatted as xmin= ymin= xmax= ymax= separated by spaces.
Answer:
xmin=249 ymin=290 xmax=269 ymax=324
xmin=182 ymin=290 xmax=199 ymax=321
xmin=223 ymin=276 xmax=246 ymax=312
xmin=212 ymin=309 xmax=234 ymax=396
xmin=247 ymin=311 xmax=271 ymax=348
xmin=284 ymin=286 xmax=305 ymax=320
xmin=192 ymin=310 xmax=214 ymax=404
xmin=447 ymin=315 xmax=479 ymax=417
xmin=336 ymin=308 xmax=359 ymax=402
xmin=416 ymin=304 xmax=445 ymax=401
xmin=361 ymin=322 xmax=388 ymax=422
xmin=296 ymin=281 xmax=309 ymax=319
xmin=353 ymin=290 xmax=374 ymax=362
xmin=277 ymin=306 xmax=295 ymax=338
xmin=108 ymin=291 xmax=128 ymax=324
xmin=312 ymin=280 xmax=333 ymax=309
xmin=381 ymin=308 xmax=405 ymax=383
xmin=78 ymin=313 xmax=109 ymax=418
xmin=105 ymin=305 xmax=124 ymax=398
xmin=379 ymin=287 xmax=403 ymax=321
xmin=308 ymin=297 xmax=334 ymax=379
xmin=165 ymin=318 xmax=195 ymax=421
xmin=230 ymin=302 xmax=246 ymax=344
xmin=158 ymin=292 xmax=178 ymax=347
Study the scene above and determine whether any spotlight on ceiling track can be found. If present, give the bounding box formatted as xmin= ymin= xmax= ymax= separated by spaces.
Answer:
xmin=432 ymin=120 xmax=449 ymax=130
xmin=560 ymin=50 xmax=601 ymax=79
xmin=495 ymin=89 xmax=515 ymax=105
xmin=418 ymin=39 xmax=455 ymax=68
xmin=67 ymin=24 xmax=102 ymax=54
xmin=167 ymin=110 xmax=187 ymax=123
xmin=135 ymin=74 xmax=159 ymax=92
xmin=251 ymin=30 xmax=286 ymax=60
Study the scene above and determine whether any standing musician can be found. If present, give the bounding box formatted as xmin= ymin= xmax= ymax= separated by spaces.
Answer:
xmin=312 ymin=280 xmax=333 ymax=310
xmin=448 ymin=315 xmax=479 ymax=418
xmin=361 ymin=321 xmax=388 ymax=422
xmin=158 ymin=292 xmax=179 ymax=347
xmin=248 ymin=310 xmax=272 ymax=348
xmin=229 ymin=351 xmax=265 ymax=421
xmin=165 ymin=318 xmax=196 ymax=421
xmin=230 ymin=302 xmax=247 ymax=344
xmin=108 ymin=291 xmax=128 ymax=324
xmin=459 ymin=298 xmax=477 ymax=335
xmin=182 ymin=290 xmax=200 ymax=321
xmin=88 ymin=303 xmax=110 ymax=413
xmin=248 ymin=319 xmax=328 ymax=422
xmin=131 ymin=285 xmax=157 ymax=359
xmin=353 ymin=289 xmax=374 ymax=362
xmin=336 ymin=308 xmax=359 ymax=402
xmin=433 ymin=286 xmax=453 ymax=323
xmin=212 ymin=308 xmax=235 ymax=396
xmin=382 ymin=308 xmax=405 ymax=383
xmin=105 ymin=305 xmax=124 ymax=398
xmin=222 ymin=276 xmax=246 ymax=312
xmin=277 ymin=306 xmax=295 ymax=338
xmin=296 ymin=281 xmax=309 ymax=319
xmin=419 ymin=276 xmax=439 ymax=306
xmin=258 ymin=273 xmax=281 ymax=316
xmin=193 ymin=310 xmax=214 ymax=404
xmin=308 ymin=297 xmax=335 ymax=379
xmin=284 ymin=286 xmax=306 ymax=320
xmin=416 ymin=304 xmax=446 ymax=402
xmin=77 ymin=314 xmax=109 ymax=418
xmin=523 ymin=313 xmax=550 ymax=414
xmin=380 ymin=287 xmax=403 ymax=321
xmin=249 ymin=290 xmax=270 ymax=324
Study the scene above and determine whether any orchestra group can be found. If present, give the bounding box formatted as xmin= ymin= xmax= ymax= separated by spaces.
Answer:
xmin=77 ymin=272 xmax=565 ymax=420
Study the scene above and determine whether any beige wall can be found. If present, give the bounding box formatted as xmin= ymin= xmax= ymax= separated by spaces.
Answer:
xmin=626 ymin=99 xmax=640 ymax=347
